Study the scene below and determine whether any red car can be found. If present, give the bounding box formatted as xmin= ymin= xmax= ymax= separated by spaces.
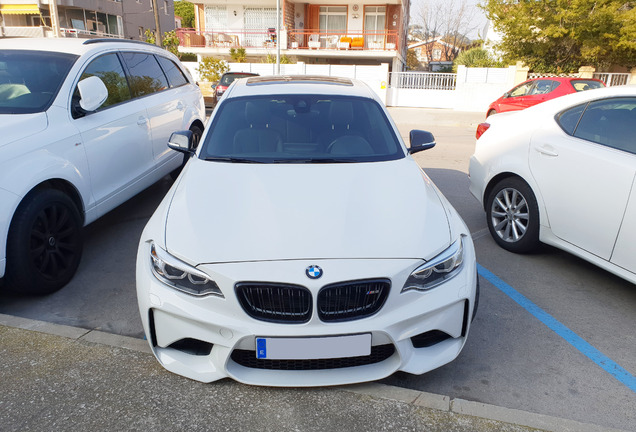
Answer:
xmin=212 ymin=72 xmax=259 ymax=105
xmin=486 ymin=77 xmax=605 ymax=117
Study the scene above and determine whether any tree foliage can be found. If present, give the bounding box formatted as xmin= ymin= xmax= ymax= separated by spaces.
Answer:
xmin=453 ymin=48 xmax=504 ymax=71
xmin=483 ymin=0 xmax=636 ymax=72
xmin=174 ymin=0 xmax=195 ymax=28
xmin=196 ymin=57 xmax=229 ymax=82
xmin=406 ymin=49 xmax=421 ymax=70
xmin=144 ymin=29 xmax=156 ymax=45
xmin=162 ymin=30 xmax=180 ymax=57
xmin=265 ymin=54 xmax=292 ymax=64
xmin=144 ymin=29 xmax=181 ymax=58
xmin=414 ymin=0 xmax=478 ymax=64
xmin=230 ymin=48 xmax=247 ymax=63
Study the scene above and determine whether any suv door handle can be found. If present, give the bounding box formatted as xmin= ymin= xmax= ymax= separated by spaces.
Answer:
xmin=176 ymin=102 xmax=185 ymax=110
xmin=137 ymin=117 xmax=148 ymax=125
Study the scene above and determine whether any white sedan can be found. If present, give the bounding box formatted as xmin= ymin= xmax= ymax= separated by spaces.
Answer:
xmin=136 ymin=76 xmax=478 ymax=386
xmin=470 ymin=85 xmax=636 ymax=284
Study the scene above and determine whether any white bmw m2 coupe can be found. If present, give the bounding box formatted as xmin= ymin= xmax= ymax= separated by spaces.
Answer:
xmin=136 ymin=76 xmax=478 ymax=386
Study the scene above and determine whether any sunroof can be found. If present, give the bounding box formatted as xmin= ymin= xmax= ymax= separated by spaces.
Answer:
xmin=246 ymin=75 xmax=353 ymax=86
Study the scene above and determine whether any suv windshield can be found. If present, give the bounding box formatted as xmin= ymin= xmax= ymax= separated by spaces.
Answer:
xmin=0 ymin=50 xmax=78 ymax=114
xmin=199 ymin=95 xmax=405 ymax=163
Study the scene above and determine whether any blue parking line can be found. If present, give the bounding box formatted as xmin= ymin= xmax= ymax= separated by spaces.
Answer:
xmin=477 ymin=263 xmax=636 ymax=394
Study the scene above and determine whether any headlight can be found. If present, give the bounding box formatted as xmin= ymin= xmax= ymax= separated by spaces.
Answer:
xmin=402 ymin=237 xmax=465 ymax=292
xmin=150 ymin=243 xmax=223 ymax=297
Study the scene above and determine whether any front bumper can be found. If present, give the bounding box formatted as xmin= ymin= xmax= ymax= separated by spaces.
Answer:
xmin=136 ymin=240 xmax=478 ymax=386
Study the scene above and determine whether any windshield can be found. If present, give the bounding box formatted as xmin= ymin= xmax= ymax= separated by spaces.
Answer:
xmin=0 ymin=50 xmax=78 ymax=114
xmin=220 ymin=73 xmax=255 ymax=86
xmin=571 ymin=80 xmax=605 ymax=92
xmin=199 ymin=95 xmax=405 ymax=163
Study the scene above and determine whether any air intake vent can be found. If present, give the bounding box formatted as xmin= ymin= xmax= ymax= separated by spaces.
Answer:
xmin=231 ymin=344 xmax=395 ymax=370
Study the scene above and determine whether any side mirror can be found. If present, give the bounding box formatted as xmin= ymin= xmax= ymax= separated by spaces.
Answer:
xmin=408 ymin=130 xmax=436 ymax=154
xmin=211 ymin=83 xmax=217 ymax=90
xmin=168 ymin=130 xmax=195 ymax=155
xmin=502 ymin=92 xmax=510 ymax=98
xmin=77 ymin=76 xmax=108 ymax=112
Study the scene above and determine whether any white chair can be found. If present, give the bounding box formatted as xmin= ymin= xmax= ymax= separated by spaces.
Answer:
xmin=326 ymin=35 xmax=339 ymax=49
xmin=308 ymin=34 xmax=320 ymax=49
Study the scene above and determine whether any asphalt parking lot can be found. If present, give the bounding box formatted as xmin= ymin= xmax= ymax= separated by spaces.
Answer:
xmin=0 ymin=107 xmax=634 ymax=431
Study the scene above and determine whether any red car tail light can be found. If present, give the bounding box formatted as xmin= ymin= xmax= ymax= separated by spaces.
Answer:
xmin=216 ymin=85 xmax=228 ymax=96
xmin=476 ymin=122 xmax=490 ymax=140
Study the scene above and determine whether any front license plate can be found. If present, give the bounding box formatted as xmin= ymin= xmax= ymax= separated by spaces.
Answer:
xmin=255 ymin=333 xmax=371 ymax=360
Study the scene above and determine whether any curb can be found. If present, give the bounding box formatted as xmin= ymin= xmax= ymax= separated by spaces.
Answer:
xmin=0 ymin=313 xmax=628 ymax=432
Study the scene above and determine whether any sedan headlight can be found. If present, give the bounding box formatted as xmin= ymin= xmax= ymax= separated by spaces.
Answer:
xmin=402 ymin=237 xmax=465 ymax=292
xmin=150 ymin=243 xmax=223 ymax=297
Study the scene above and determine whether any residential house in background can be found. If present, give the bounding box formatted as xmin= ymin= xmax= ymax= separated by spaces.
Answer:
xmin=408 ymin=36 xmax=463 ymax=71
xmin=177 ymin=0 xmax=409 ymax=71
xmin=0 ymin=0 xmax=175 ymax=40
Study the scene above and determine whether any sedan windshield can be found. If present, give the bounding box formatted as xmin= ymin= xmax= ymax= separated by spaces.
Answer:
xmin=0 ymin=50 xmax=78 ymax=114
xmin=200 ymin=95 xmax=405 ymax=163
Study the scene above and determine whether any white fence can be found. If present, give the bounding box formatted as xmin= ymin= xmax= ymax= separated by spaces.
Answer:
xmin=390 ymin=72 xmax=456 ymax=90
xmin=386 ymin=66 xmax=517 ymax=111
xmin=593 ymin=73 xmax=631 ymax=86
xmin=528 ymin=71 xmax=631 ymax=87
xmin=182 ymin=60 xmax=633 ymax=112
xmin=182 ymin=61 xmax=390 ymax=103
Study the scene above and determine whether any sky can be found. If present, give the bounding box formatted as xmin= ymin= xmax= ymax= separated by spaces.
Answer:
xmin=410 ymin=0 xmax=490 ymax=40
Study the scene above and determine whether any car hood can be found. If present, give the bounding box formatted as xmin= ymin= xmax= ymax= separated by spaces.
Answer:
xmin=164 ymin=158 xmax=451 ymax=264
xmin=0 ymin=112 xmax=48 ymax=148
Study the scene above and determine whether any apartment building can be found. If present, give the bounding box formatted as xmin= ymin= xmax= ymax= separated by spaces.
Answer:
xmin=0 ymin=0 xmax=174 ymax=40
xmin=177 ymin=0 xmax=409 ymax=71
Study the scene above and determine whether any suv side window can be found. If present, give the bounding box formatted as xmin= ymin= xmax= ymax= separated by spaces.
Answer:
xmin=120 ymin=52 xmax=169 ymax=98
xmin=156 ymin=56 xmax=188 ymax=87
xmin=79 ymin=53 xmax=131 ymax=109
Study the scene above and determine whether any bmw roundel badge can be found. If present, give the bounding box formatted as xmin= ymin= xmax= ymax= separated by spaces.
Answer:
xmin=306 ymin=265 xmax=323 ymax=279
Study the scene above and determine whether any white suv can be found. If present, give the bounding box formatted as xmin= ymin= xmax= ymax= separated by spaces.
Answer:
xmin=0 ymin=38 xmax=205 ymax=295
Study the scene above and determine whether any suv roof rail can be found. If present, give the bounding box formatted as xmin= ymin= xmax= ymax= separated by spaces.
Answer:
xmin=83 ymin=38 xmax=155 ymax=47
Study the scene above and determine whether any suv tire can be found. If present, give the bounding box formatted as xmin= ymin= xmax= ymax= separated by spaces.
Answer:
xmin=6 ymin=189 xmax=83 ymax=295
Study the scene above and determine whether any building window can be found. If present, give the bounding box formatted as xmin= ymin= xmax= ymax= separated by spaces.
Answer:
xmin=433 ymin=49 xmax=442 ymax=61
xmin=164 ymin=1 xmax=168 ymax=15
xmin=139 ymin=27 xmax=144 ymax=38
xmin=364 ymin=6 xmax=385 ymax=43
xmin=243 ymin=7 xmax=277 ymax=46
xmin=319 ymin=6 xmax=346 ymax=34
xmin=204 ymin=5 xmax=228 ymax=30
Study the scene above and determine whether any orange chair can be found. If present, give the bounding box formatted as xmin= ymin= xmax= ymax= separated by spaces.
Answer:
xmin=351 ymin=37 xmax=364 ymax=49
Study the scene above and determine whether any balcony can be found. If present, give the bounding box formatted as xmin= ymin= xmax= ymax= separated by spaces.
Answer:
xmin=176 ymin=28 xmax=398 ymax=54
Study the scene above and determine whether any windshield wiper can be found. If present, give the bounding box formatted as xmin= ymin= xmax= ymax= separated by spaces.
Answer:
xmin=203 ymin=157 xmax=264 ymax=163
xmin=272 ymin=158 xmax=354 ymax=164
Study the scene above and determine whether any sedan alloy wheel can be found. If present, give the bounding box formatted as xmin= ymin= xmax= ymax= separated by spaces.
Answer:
xmin=486 ymin=177 xmax=540 ymax=253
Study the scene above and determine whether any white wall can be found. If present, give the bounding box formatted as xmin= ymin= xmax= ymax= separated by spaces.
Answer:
xmin=183 ymin=61 xmax=390 ymax=104
xmin=454 ymin=65 xmax=516 ymax=111
xmin=386 ymin=88 xmax=457 ymax=109
xmin=386 ymin=65 xmax=517 ymax=112
xmin=182 ymin=61 xmax=518 ymax=112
